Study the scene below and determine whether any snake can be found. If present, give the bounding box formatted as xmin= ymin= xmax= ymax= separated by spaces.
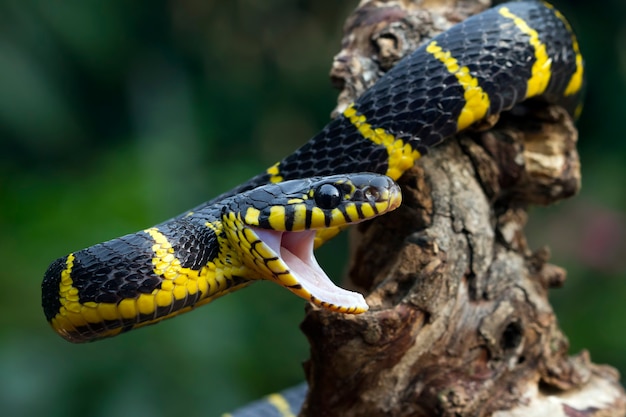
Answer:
xmin=41 ymin=0 xmax=584 ymax=414
xmin=41 ymin=0 xmax=583 ymax=373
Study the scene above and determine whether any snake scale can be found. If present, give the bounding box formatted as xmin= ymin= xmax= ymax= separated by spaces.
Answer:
xmin=41 ymin=0 xmax=583 ymax=414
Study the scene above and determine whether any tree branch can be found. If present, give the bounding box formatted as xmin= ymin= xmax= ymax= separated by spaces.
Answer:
xmin=298 ymin=1 xmax=626 ymax=416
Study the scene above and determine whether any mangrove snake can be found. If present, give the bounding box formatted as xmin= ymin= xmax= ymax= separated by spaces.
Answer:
xmin=41 ymin=0 xmax=583 ymax=411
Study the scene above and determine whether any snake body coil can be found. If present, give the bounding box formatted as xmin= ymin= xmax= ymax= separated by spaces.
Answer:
xmin=41 ymin=0 xmax=583 ymax=346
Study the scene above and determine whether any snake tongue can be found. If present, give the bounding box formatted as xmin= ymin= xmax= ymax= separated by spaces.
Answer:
xmin=252 ymin=228 xmax=369 ymax=313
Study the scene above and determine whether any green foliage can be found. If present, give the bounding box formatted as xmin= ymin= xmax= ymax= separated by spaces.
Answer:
xmin=0 ymin=0 xmax=624 ymax=416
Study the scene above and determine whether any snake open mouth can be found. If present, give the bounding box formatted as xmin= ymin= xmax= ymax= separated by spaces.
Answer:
xmin=250 ymin=228 xmax=369 ymax=313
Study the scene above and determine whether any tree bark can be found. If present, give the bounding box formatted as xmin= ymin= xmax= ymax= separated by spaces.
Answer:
xmin=299 ymin=1 xmax=626 ymax=416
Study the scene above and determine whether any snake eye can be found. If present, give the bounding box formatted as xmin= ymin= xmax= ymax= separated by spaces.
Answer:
xmin=315 ymin=183 xmax=342 ymax=209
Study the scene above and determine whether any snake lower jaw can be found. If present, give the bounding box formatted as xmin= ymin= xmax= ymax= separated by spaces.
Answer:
xmin=250 ymin=227 xmax=369 ymax=314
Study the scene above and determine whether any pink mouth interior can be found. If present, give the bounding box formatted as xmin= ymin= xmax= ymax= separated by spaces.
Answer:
xmin=251 ymin=227 xmax=369 ymax=311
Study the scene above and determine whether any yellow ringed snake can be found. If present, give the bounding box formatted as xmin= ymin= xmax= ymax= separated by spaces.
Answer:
xmin=42 ymin=0 xmax=583 ymax=354
xmin=41 ymin=1 xmax=584 ymax=414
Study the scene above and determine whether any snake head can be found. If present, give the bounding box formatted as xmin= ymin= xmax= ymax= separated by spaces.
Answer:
xmin=222 ymin=173 xmax=401 ymax=313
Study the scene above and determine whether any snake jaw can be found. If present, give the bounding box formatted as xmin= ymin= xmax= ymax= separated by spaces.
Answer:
xmin=250 ymin=227 xmax=369 ymax=314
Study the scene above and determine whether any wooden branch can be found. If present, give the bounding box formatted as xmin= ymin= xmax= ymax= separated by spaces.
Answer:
xmin=298 ymin=1 xmax=626 ymax=416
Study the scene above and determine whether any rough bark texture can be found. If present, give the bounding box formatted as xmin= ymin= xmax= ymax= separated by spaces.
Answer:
xmin=299 ymin=1 xmax=626 ymax=416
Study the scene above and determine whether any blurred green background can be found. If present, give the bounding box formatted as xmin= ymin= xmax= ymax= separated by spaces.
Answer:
xmin=0 ymin=0 xmax=624 ymax=416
